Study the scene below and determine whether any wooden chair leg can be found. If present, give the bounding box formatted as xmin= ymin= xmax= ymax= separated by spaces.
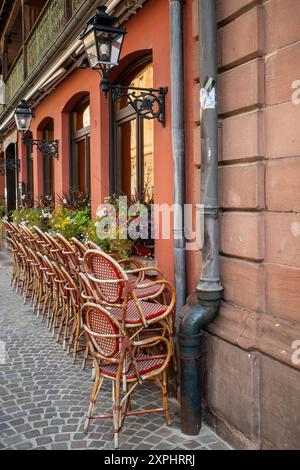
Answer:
xmin=84 ymin=374 xmax=103 ymax=432
xmin=113 ymin=380 xmax=121 ymax=449
xmin=162 ymin=370 xmax=171 ymax=425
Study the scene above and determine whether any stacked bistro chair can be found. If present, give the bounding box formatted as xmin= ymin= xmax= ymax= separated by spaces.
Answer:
xmin=83 ymin=249 xmax=175 ymax=341
xmin=82 ymin=302 xmax=172 ymax=449
xmin=3 ymin=221 xmax=176 ymax=448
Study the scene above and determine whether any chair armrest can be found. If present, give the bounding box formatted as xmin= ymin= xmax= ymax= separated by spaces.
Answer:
xmin=126 ymin=266 xmax=164 ymax=277
xmin=87 ymin=273 xmax=126 ymax=285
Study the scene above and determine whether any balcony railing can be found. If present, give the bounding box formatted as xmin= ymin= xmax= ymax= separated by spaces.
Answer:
xmin=5 ymin=52 xmax=24 ymax=104
xmin=26 ymin=0 xmax=65 ymax=76
xmin=72 ymin=0 xmax=85 ymax=15
xmin=2 ymin=0 xmax=90 ymax=108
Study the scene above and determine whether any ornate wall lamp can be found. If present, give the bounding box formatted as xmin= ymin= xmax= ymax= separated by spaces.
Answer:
xmin=14 ymin=100 xmax=59 ymax=158
xmin=80 ymin=6 xmax=167 ymax=126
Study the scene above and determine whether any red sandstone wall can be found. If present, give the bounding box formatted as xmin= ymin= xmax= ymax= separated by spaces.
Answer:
xmin=191 ymin=0 xmax=300 ymax=450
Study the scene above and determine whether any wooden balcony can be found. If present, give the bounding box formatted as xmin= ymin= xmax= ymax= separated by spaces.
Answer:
xmin=3 ymin=0 xmax=86 ymax=106
xmin=5 ymin=50 xmax=24 ymax=104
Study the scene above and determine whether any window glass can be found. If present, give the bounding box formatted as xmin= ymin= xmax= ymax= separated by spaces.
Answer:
xmin=143 ymin=118 xmax=154 ymax=199
xmin=115 ymin=62 xmax=154 ymax=201
xmin=120 ymin=119 xmax=137 ymax=196
xmin=42 ymin=122 xmax=54 ymax=196
xmin=74 ymin=101 xmax=90 ymax=131
xmin=71 ymin=97 xmax=91 ymax=195
xmin=118 ymin=62 xmax=153 ymax=111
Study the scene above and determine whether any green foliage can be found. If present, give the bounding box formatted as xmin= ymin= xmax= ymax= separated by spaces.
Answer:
xmin=56 ymin=188 xmax=90 ymax=211
xmin=12 ymin=207 xmax=52 ymax=230
xmin=19 ymin=194 xmax=34 ymax=209
xmin=0 ymin=196 xmax=6 ymax=219
xmin=50 ymin=206 xmax=91 ymax=241
xmin=36 ymin=194 xmax=55 ymax=211
xmin=84 ymin=217 xmax=133 ymax=259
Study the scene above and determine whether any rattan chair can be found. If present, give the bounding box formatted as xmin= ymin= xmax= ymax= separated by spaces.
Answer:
xmin=82 ymin=302 xmax=172 ymax=449
xmin=55 ymin=233 xmax=80 ymax=279
xmin=83 ymin=249 xmax=175 ymax=332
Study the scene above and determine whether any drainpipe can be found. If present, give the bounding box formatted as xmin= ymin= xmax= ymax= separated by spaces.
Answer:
xmin=170 ymin=0 xmax=186 ymax=317
xmin=178 ymin=0 xmax=223 ymax=435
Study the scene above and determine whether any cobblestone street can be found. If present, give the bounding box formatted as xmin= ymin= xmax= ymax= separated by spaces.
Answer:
xmin=0 ymin=259 xmax=232 ymax=450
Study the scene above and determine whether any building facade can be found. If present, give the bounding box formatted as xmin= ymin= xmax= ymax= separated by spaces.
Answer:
xmin=0 ymin=0 xmax=300 ymax=450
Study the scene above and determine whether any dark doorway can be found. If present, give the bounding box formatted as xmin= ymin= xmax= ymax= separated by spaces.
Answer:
xmin=5 ymin=143 xmax=17 ymax=213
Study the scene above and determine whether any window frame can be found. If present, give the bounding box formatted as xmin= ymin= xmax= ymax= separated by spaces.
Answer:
xmin=70 ymin=96 xmax=91 ymax=195
xmin=109 ymin=56 xmax=153 ymax=197
xmin=43 ymin=124 xmax=54 ymax=196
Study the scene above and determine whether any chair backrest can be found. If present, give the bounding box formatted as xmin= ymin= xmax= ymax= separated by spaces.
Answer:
xmin=71 ymin=237 xmax=88 ymax=258
xmin=36 ymin=252 xmax=50 ymax=283
xmin=79 ymin=272 xmax=99 ymax=303
xmin=44 ymin=233 xmax=64 ymax=264
xmin=86 ymin=241 xmax=100 ymax=251
xmin=27 ymin=247 xmax=42 ymax=277
xmin=43 ymin=256 xmax=56 ymax=286
xmin=51 ymin=260 xmax=67 ymax=297
xmin=22 ymin=226 xmax=37 ymax=248
xmin=60 ymin=264 xmax=80 ymax=306
xmin=56 ymin=233 xmax=79 ymax=273
xmin=81 ymin=302 xmax=122 ymax=359
xmin=83 ymin=249 xmax=128 ymax=304
xmin=33 ymin=226 xmax=52 ymax=253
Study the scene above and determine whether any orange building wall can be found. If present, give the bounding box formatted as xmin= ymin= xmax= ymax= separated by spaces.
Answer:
xmin=17 ymin=0 xmax=175 ymax=284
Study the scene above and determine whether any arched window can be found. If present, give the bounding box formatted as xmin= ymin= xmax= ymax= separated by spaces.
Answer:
xmin=37 ymin=118 xmax=54 ymax=196
xmin=70 ymin=96 xmax=90 ymax=195
xmin=111 ymin=60 xmax=154 ymax=201
xmin=26 ymin=132 xmax=34 ymax=197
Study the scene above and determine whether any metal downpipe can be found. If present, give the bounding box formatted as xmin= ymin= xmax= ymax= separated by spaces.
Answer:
xmin=170 ymin=0 xmax=187 ymax=319
xmin=178 ymin=0 xmax=223 ymax=436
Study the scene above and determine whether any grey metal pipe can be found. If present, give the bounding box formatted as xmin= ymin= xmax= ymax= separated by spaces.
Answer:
xmin=170 ymin=0 xmax=186 ymax=318
xmin=178 ymin=0 xmax=223 ymax=436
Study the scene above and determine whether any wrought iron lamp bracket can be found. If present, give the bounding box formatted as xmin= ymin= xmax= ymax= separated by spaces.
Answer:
xmin=102 ymin=76 xmax=168 ymax=126
xmin=21 ymin=135 xmax=59 ymax=159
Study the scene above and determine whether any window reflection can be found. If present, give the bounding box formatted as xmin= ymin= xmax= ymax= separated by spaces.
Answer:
xmin=71 ymin=97 xmax=91 ymax=195
xmin=74 ymin=101 xmax=90 ymax=131
xmin=115 ymin=62 xmax=154 ymax=202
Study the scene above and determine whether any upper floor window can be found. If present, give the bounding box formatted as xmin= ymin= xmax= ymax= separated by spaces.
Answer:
xmin=42 ymin=119 xmax=55 ymax=196
xmin=71 ymin=96 xmax=90 ymax=195
xmin=111 ymin=61 xmax=154 ymax=202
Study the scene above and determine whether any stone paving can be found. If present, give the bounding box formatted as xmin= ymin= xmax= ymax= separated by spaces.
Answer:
xmin=0 ymin=259 xmax=232 ymax=450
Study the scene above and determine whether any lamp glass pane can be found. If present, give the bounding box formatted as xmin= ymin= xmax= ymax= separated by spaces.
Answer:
xmin=110 ymin=35 xmax=123 ymax=66
xmin=15 ymin=113 xmax=32 ymax=132
xmin=95 ymin=31 xmax=111 ymax=65
xmin=83 ymin=30 xmax=98 ymax=68
xmin=95 ymin=31 xmax=123 ymax=67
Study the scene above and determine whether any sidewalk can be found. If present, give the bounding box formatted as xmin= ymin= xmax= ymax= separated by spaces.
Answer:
xmin=0 ymin=261 xmax=232 ymax=450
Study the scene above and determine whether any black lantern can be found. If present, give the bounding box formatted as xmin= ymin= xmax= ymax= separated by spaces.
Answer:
xmin=80 ymin=5 xmax=126 ymax=74
xmin=14 ymin=99 xmax=59 ymax=158
xmin=14 ymin=99 xmax=33 ymax=135
xmin=80 ymin=6 xmax=167 ymax=126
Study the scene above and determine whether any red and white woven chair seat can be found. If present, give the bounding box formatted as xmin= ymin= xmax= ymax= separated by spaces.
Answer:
xmin=99 ymin=353 xmax=166 ymax=379
xmin=109 ymin=299 xmax=168 ymax=325
xmin=124 ymin=276 xmax=162 ymax=300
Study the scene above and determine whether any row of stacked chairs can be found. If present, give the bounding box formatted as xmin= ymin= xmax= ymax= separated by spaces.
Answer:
xmin=2 ymin=220 xmax=176 ymax=448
